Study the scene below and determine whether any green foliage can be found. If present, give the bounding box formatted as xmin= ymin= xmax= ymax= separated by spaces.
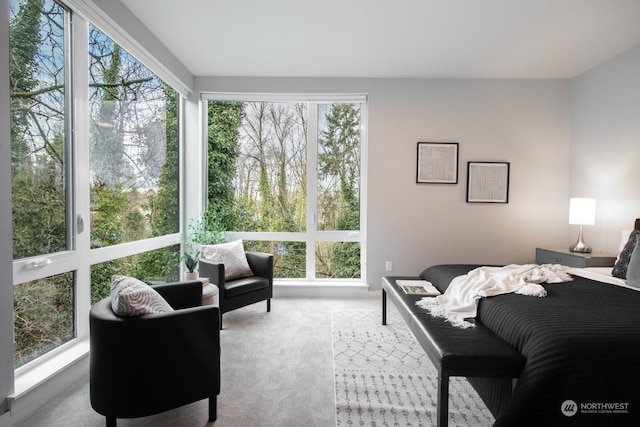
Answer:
xmin=14 ymin=272 xmax=74 ymax=368
xmin=136 ymin=84 xmax=180 ymax=279
xmin=181 ymin=250 xmax=200 ymax=273
xmin=328 ymin=242 xmax=361 ymax=278
xmin=207 ymin=101 xmax=243 ymax=228
xmin=205 ymin=102 xmax=362 ymax=279
xmin=188 ymin=210 xmax=228 ymax=245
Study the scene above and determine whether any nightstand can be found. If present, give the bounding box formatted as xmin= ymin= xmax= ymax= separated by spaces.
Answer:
xmin=535 ymin=248 xmax=617 ymax=268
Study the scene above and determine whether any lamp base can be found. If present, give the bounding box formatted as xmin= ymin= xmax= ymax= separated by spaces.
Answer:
xmin=569 ymin=225 xmax=592 ymax=253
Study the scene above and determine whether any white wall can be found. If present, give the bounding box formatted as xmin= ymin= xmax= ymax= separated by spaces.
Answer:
xmin=195 ymin=77 xmax=571 ymax=288
xmin=570 ymin=45 xmax=640 ymax=254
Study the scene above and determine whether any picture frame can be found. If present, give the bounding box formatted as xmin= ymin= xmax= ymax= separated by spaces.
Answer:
xmin=416 ymin=142 xmax=459 ymax=184
xmin=466 ymin=161 xmax=510 ymax=203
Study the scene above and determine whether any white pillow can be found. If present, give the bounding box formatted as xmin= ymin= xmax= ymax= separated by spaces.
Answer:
xmin=201 ymin=240 xmax=254 ymax=280
xmin=110 ymin=275 xmax=174 ymax=316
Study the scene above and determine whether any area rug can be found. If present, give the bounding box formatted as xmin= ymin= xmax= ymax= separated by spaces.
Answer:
xmin=332 ymin=309 xmax=495 ymax=427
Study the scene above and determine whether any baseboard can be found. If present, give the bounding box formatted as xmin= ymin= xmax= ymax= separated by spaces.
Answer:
xmin=273 ymin=281 xmax=376 ymax=298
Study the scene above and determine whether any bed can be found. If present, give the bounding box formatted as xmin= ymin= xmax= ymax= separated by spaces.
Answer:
xmin=419 ymin=219 xmax=640 ymax=427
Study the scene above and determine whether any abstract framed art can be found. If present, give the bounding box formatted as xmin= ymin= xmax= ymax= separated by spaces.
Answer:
xmin=416 ymin=142 xmax=459 ymax=184
xmin=466 ymin=161 xmax=510 ymax=203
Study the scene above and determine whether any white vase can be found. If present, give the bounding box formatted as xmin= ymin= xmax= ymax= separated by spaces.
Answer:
xmin=184 ymin=271 xmax=198 ymax=281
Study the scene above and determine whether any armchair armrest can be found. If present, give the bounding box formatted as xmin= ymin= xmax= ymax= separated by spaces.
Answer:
xmin=245 ymin=252 xmax=274 ymax=279
xmin=199 ymin=258 xmax=225 ymax=287
xmin=153 ymin=280 xmax=203 ymax=309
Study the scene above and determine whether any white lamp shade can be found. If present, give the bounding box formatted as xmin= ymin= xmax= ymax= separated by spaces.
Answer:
xmin=568 ymin=198 xmax=596 ymax=225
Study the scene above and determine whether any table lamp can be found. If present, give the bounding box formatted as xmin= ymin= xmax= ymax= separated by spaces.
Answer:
xmin=569 ymin=198 xmax=596 ymax=253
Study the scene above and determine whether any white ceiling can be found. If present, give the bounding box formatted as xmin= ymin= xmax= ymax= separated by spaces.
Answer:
xmin=120 ymin=0 xmax=640 ymax=79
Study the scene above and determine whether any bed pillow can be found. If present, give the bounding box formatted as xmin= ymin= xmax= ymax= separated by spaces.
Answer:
xmin=626 ymin=240 xmax=640 ymax=288
xmin=615 ymin=229 xmax=632 ymax=264
xmin=110 ymin=275 xmax=174 ymax=316
xmin=201 ymin=240 xmax=254 ymax=280
xmin=611 ymin=229 xmax=640 ymax=279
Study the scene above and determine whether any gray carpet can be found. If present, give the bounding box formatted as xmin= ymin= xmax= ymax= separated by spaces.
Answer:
xmin=332 ymin=310 xmax=495 ymax=427
xmin=16 ymin=296 xmax=494 ymax=427
xmin=17 ymin=297 xmax=379 ymax=427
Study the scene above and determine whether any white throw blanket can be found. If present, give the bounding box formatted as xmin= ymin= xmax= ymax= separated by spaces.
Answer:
xmin=415 ymin=264 xmax=573 ymax=328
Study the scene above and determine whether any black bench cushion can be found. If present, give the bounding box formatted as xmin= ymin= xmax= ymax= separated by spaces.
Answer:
xmin=382 ymin=276 xmax=525 ymax=379
xmin=409 ymin=313 xmax=525 ymax=377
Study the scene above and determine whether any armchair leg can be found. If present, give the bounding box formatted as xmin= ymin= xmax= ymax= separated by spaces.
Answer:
xmin=267 ymin=298 xmax=271 ymax=312
xmin=106 ymin=417 xmax=117 ymax=427
xmin=209 ymin=396 xmax=217 ymax=422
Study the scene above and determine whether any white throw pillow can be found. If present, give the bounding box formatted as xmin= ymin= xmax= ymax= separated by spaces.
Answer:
xmin=110 ymin=275 xmax=174 ymax=316
xmin=201 ymin=240 xmax=254 ymax=280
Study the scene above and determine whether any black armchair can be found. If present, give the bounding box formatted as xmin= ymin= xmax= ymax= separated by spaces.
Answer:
xmin=199 ymin=251 xmax=274 ymax=327
xmin=89 ymin=280 xmax=220 ymax=427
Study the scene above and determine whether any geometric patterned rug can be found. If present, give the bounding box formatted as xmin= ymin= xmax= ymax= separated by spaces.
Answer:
xmin=332 ymin=309 xmax=495 ymax=427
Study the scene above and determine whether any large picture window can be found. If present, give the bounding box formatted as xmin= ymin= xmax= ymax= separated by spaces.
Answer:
xmin=9 ymin=0 xmax=181 ymax=371
xmin=204 ymin=96 xmax=366 ymax=281
xmin=89 ymin=25 xmax=180 ymax=249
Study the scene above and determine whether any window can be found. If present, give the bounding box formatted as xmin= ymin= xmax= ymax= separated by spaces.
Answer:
xmin=204 ymin=96 xmax=366 ymax=281
xmin=10 ymin=0 xmax=72 ymax=368
xmin=9 ymin=0 xmax=182 ymax=371
xmin=89 ymin=25 xmax=180 ymax=249
xmin=10 ymin=0 xmax=69 ymax=260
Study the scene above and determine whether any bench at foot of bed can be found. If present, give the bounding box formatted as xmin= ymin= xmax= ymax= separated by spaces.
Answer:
xmin=381 ymin=276 xmax=525 ymax=427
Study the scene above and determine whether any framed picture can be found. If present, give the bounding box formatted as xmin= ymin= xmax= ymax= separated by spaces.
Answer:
xmin=466 ymin=161 xmax=510 ymax=203
xmin=416 ymin=142 xmax=459 ymax=184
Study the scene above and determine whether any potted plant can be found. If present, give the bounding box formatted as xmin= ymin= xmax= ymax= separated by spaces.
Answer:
xmin=182 ymin=246 xmax=200 ymax=281
xmin=182 ymin=209 xmax=228 ymax=281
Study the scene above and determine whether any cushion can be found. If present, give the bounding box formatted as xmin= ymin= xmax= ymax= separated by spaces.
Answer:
xmin=615 ymin=229 xmax=632 ymax=264
xmin=626 ymin=239 xmax=640 ymax=288
xmin=110 ymin=275 xmax=174 ymax=316
xmin=611 ymin=229 xmax=640 ymax=279
xmin=201 ymin=240 xmax=254 ymax=280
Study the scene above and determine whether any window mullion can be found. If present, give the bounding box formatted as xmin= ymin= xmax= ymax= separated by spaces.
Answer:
xmin=71 ymin=12 xmax=91 ymax=339
xmin=306 ymin=103 xmax=319 ymax=280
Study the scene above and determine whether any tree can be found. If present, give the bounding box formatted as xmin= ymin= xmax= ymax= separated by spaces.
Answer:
xmin=206 ymin=101 xmax=243 ymax=231
xmin=318 ymin=104 xmax=361 ymax=231
xmin=318 ymin=104 xmax=362 ymax=278
xmin=10 ymin=0 xmax=67 ymax=259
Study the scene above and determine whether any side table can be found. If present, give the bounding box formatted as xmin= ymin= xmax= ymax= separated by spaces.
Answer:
xmin=535 ymin=248 xmax=617 ymax=268
xmin=199 ymin=277 xmax=219 ymax=307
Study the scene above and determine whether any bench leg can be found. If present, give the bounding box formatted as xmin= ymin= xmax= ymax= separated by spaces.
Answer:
xmin=209 ymin=395 xmax=217 ymax=422
xmin=437 ymin=373 xmax=449 ymax=427
xmin=382 ymin=289 xmax=387 ymax=325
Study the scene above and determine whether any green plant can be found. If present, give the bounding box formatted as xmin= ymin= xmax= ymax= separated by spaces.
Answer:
xmin=181 ymin=247 xmax=200 ymax=273
xmin=187 ymin=209 xmax=228 ymax=245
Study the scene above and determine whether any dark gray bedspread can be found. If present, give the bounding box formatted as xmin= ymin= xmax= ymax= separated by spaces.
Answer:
xmin=420 ymin=264 xmax=640 ymax=426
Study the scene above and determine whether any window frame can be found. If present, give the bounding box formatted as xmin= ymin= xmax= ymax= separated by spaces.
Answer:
xmin=9 ymin=1 xmax=186 ymax=396
xmin=201 ymin=92 xmax=368 ymax=283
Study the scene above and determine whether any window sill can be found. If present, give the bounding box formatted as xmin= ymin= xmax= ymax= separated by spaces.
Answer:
xmin=10 ymin=338 xmax=89 ymax=405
